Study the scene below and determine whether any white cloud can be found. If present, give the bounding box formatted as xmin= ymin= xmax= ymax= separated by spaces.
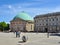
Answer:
xmin=0 ymin=4 xmax=60 ymax=18
xmin=18 ymin=6 xmax=21 ymax=8
xmin=8 ymin=5 xmax=12 ymax=9
xmin=52 ymin=6 xmax=60 ymax=12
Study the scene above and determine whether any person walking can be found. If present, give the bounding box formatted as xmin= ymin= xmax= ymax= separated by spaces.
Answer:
xmin=16 ymin=30 xmax=21 ymax=38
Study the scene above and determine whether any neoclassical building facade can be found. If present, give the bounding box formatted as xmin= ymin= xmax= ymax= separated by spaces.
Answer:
xmin=34 ymin=12 xmax=60 ymax=32
xmin=10 ymin=12 xmax=34 ymax=32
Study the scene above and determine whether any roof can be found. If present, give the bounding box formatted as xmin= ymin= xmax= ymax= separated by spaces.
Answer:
xmin=34 ymin=12 xmax=60 ymax=19
xmin=13 ymin=12 xmax=33 ymax=21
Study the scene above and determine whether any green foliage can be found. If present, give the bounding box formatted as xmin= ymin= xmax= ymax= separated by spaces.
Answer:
xmin=5 ymin=24 xmax=10 ymax=30
xmin=0 ymin=21 xmax=10 ymax=31
xmin=0 ymin=22 xmax=7 ymax=27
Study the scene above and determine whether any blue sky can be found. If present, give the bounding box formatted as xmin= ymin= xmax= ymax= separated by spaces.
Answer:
xmin=0 ymin=0 xmax=60 ymax=23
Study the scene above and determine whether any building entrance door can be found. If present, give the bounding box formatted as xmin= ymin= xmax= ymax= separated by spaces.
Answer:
xmin=45 ymin=28 xmax=48 ymax=32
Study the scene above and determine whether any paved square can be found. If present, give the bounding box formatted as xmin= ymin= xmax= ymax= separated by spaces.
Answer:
xmin=0 ymin=32 xmax=60 ymax=45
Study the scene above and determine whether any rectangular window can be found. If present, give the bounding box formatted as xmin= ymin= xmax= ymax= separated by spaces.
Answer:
xmin=56 ymin=18 xmax=58 ymax=21
xmin=49 ymin=19 xmax=51 ymax=21
xmin=46 ymin=23 xmax=48 ymax=25
xmin=42 ymin=20 xmax=44 ymax=21
xmin=43 ymin=24 xmax=44 ymax=25
xmin=52 ymin=19 xmax=54 ymax=21
xmin=53 ymin=23 xmax=54 ymax=25
xmin=40 ymin=24 xmax=41 ymax=25
xmin=46 ymin=20 xmax=48 ymax=22
xmin=31 ymin=25 xmax=32 ymax=30
xmin=35 ymin=20 xmax=36 ymax=23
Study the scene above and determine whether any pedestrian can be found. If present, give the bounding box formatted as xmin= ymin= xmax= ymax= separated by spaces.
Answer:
xmin=16 ymin=30 xmax=21 ymax=38
xmin=16 ymin=30 xmax=18 ymax=37
xmin=18 ymin=30 xmax=21 ymax=37
xmin=13 ymin=30 xmax=15 ymax=34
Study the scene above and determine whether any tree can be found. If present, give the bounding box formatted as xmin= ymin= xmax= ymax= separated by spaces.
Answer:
xmin=0 ymin=22 xmax=2 ymax=31
xmin=5 ymin=24 xmax=10 ymax=30
xmin=0 ymin=22 xmax=10 ymax=32
xmin=0 ymin=22 xmax=7 ymax=31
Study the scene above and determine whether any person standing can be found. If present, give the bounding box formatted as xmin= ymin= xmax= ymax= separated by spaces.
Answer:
xmin=16 ymin=30 xmax=21 ymax=38
xmin=18 ymin=30 xmax=20 ymax=37
xmin=16 ymin=30 xmax=18 ymax=37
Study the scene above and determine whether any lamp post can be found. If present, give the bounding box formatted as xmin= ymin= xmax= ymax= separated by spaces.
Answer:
xmin=47 ymin=15 xmax=49 ymax=38
xmin=55 ymin=17 xmax=57 ymax=33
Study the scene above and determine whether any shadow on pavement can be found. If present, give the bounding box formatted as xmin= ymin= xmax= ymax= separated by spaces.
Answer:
xmin=17 ymin=44 xmax=21 ymax=45
xmin=17 ymin=41 xmax=26 ymax=45
xmin=18 ymin=41 xmax=26 ymax=43
xmin=58 ymin=42 xmax=60 ymax=43
xmin=50 ymin=33 xmax=60 ymax=36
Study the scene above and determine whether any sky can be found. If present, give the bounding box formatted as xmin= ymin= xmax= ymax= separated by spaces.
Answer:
xmin=0 ymin=0 xmax=60 ymax=23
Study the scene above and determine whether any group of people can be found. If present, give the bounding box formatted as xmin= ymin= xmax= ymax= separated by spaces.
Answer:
xmin=13 ymin=30 xmax=27 ymax=42
xmin=13 ymin=30 xmax=21 ymax=38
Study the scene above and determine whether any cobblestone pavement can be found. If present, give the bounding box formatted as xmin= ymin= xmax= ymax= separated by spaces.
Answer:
xmin=0 ymin=32 xmax=60 ymax=45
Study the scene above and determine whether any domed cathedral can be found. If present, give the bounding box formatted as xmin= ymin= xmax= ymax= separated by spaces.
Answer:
xmin=10 ymin=11 xmax=34 ymax=32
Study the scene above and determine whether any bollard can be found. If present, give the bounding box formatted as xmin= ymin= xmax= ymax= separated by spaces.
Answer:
xmin=22 ymin=36 xmax=27 ymax=42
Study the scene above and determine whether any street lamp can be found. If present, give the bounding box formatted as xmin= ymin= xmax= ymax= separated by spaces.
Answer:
xmin=47 ymin=15 xmax=49 ymax=38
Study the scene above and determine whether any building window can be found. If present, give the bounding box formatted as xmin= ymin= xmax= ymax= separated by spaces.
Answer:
xmin=39 ymin=18 xmax=40 ymax=20
xmin=37 ymin=20 xmax=38 ymax=22
xmin=42 ymin=20 xmax=44 ymax=21
xmin=40 ymin=24 xmax=41 ymax=25
xmin=51 ymin=23 xmax=52 ymax=25
xmin=46 ymin=20 xmax=48 ymax=22
xmin=46 ymin=24 xmax=48 ymax=26
xmin=31 ymin=25 xmax=32 ymax=30
xmin=43 ymin=24 xmax=44 ymax=25
xmin=53 ymin=23 xmax=54 ymax=25
xmin=35 ymin=20 xmax=36 ymax=23
xmin=52 ymin=19 xmax=54 ymax=21
xmin=56 ymin=18 xmax=58 ymax=21
xmin=49 ymin=19 xmax=51 ymax=21
xmin=40 ymin=20 xmax=42 ymax=22
xmin=36 ymin=24 xmax=38 ymax=26
xmin=48 ymin=23 xmax=51 ymax=25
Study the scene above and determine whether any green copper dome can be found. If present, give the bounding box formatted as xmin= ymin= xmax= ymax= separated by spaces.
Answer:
xmin=14 ymin=12 xmax=33 ymax=21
